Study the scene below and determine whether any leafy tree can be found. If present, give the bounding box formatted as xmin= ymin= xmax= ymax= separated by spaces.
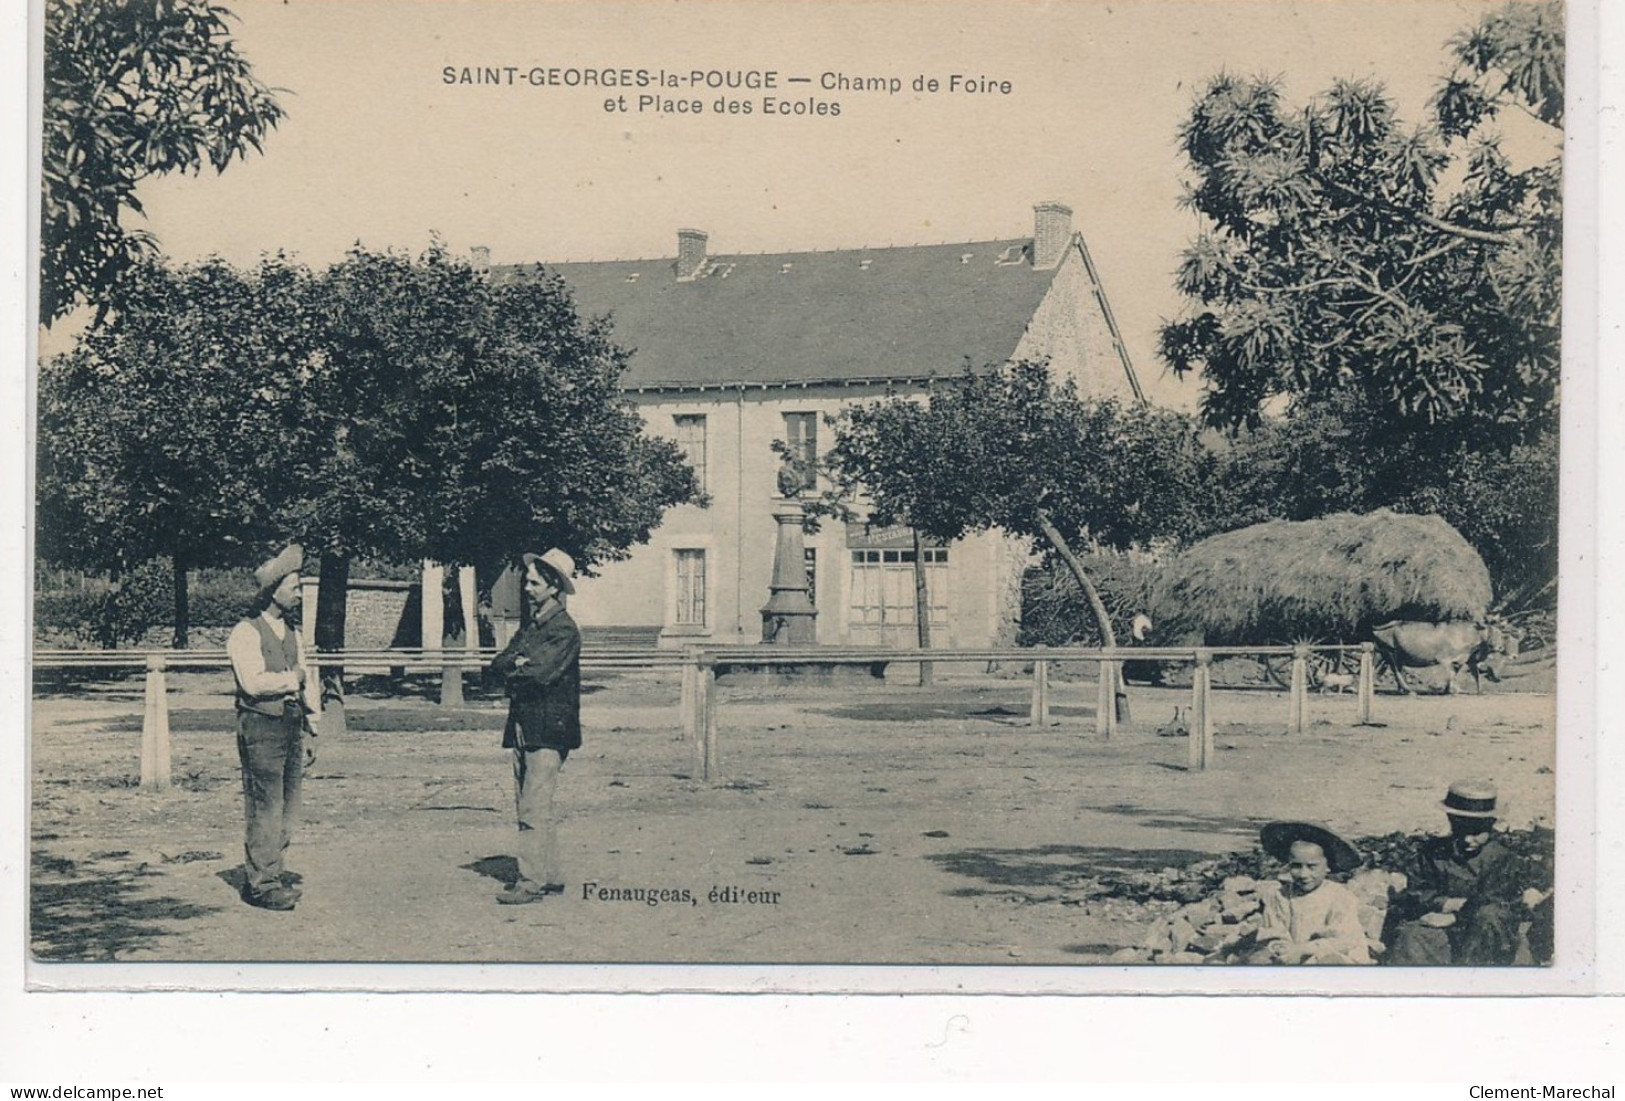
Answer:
xmin=1158 ymin=1 xmax=1562 ymax=453
xmin=289 ymin=245 xmax=701 ymax=710
xmin=36 ymin=254 xmax=318 ymax=646
xmin=821 ymin=361 xmax=1213 ymax=652
xmin=41 ymin=0 xmax=284 ymax=324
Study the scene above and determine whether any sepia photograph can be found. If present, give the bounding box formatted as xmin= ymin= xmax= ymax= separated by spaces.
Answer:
xmin=24 ymin=0 xmax=1584 ymax=992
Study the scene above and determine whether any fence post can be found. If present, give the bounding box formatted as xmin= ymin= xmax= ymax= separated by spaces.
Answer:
xmin=1103 ymin=660 xmax=1120 ymax=738
xmin=1030 ymin=652 xmax=1050 ymax=728
xmin=304 ymin=649 xmax=322 ymax=731
xmin=1289 ymin=644 xmax=1309 ymax=735
xmin=140 ymin=653 xmax=171 ymax=791
xmin=682 ymin=647 xmax=700 ymax=759
xmin=1358 ymin=642 xmax=1376 ymax=725
xmin=700 ymin=656 xmax=720 ymax=782
xmin=1189 ymin=649 xmax=1214 ymax=771
xmin=1094 ymin=658 xmax=1113 ymax=738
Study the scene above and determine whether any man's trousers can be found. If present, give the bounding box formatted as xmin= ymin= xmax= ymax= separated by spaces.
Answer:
xmin=237 ymin=709 xmax=304 ymax=898
xmin=513 ymin=746 xmax=564 ymax=888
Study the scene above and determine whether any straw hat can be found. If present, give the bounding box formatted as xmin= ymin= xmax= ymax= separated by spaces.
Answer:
xmin=253 ymin=544 xmax=303 ymax=592
xmin=1259 ymin=821 xmax=1363 ymax=874
xmin=1441 ymin=780 xmax=1499 ymax=820
xmin=522 ymin=548 xmax=577 ymax=595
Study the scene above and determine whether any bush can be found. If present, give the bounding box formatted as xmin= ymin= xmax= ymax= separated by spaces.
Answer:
xmin=189 ymin=567 xmax=256 ymax=627
xmin=35 ymin=559 xmax=259 ymax=647
xmin=33 ymin=558 xmax=170 ymax=647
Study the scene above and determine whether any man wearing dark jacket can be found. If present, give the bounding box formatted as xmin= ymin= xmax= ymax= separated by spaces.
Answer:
xmin=489 ymin=548 xmax=582 ymax=905
xmin=1380 ymin=781 xmax=1551 ymax=965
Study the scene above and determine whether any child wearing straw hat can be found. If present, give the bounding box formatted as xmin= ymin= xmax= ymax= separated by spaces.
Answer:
xmin=1249 ymin=821 xmax=1373 ymax=965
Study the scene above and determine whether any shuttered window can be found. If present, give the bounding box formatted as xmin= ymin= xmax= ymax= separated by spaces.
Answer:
xmin=673 ymin=414 xmax=707 ymax=492
xmin=673 ymin=549 xmax=707 ymax=627
xmin=782 ymin=412 xmax=817 ymax=491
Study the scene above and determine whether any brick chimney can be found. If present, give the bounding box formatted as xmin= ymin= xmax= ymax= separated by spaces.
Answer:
xmin=676 ymin=228 xmax=709 ymax=281
xmin=470 ymin=245 xmax=491 ymax=272
xmin=1032 ymin=202 xmax=1073 ymax=270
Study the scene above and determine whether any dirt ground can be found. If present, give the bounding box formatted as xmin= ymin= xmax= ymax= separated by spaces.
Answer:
xmin=29 ymin=657 xmax=1556 ymax=965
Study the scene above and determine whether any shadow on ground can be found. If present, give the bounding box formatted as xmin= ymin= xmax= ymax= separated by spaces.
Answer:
xmin=929 ymin=843 xmax=1214 ymax=891
xmin=462 ymin=855 xmax=519 ymax=884
xmin=32 ymin=852 xmax=221 ymax=960
xmin=349 ymin=676 xmax=610 ymax=703
xmin=1092 ymin=805 xmax=1264 ymax=838
xmin=810 ymin=700 xmax=1028 ymax=723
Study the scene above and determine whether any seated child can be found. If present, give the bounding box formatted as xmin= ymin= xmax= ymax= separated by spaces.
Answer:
xmin=1249 ymin=821 xmax=1373 ymax=965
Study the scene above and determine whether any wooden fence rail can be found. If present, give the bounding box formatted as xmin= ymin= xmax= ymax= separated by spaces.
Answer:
xmin=35 ymin=641 xmax=1380 ymax=788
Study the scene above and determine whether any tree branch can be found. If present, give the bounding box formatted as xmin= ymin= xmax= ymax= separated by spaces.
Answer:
xmin=1315 ymin=173 xmax=1519 ymax=246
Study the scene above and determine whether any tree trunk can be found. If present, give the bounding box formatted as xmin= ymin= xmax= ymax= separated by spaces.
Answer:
xmin=912 ymin=527 xmax=933 ymax=687
xmin=171 ymin=550 xmax=190 ymax=650
xmin=1034 ymin=510 xmax=1130 ymax=722
xmin=315 ymin=552 xmax=350 ymax=738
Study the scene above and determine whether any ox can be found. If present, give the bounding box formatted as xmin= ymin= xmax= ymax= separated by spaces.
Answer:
xmin=1368 ymin=620 xmax=1518 ymax=695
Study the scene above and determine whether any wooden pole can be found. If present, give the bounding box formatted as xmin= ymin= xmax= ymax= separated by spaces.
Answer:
xmin=700 ymin=658 xmax=719 ymax=782
xmin=682 ymin=647 xmax=700 ymax=761
xmin=460 ymin=565 xmax=479 ymax=646
xmin=1189 ymin=649 xmax=1214 ymax=771
xmin=422 ymin=560 xmax=447 ymax=703
xmin=1358 ymin=642 xmax=1376 ymax=725
xmin=1030 ymin=654 xmax=1050 ymax=728
xmin=1102 ymin=659 xmax=1120 ymax=739
xmin=303 ymin=647 xmax=322 ymax=731
xmin=140 ymin=653 xmax=171 ymax=791
xmin=1094 ymin=658 xmax=1115 ymax=738
xmin=1289 ymin=644 xmax=1309 ymax=735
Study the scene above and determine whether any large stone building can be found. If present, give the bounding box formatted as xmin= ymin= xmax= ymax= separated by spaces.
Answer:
xmin=494 ymin=202 xmax=1143 ymax=648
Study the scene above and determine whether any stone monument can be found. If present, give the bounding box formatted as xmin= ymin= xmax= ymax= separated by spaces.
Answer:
xmin=759 ymin=459 xmax=818 ymax=644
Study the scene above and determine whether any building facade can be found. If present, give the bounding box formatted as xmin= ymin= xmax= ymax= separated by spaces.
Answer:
xmin=494 ymin=202 xmax=1143 ymax=648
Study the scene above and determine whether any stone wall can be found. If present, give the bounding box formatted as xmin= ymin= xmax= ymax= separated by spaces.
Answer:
xmin=344 ymin=579 xmax=417 ymax=649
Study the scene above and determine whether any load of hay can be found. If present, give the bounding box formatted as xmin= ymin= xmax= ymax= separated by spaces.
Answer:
xmin=1148 ymin=510 xmax=1493 ymax=645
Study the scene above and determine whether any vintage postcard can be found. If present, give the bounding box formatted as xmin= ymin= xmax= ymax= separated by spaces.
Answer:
xmin=22 ymin=0 xmax=1598 ymax=997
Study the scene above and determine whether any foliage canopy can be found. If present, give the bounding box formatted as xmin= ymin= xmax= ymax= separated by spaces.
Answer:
xmin=41 ymin=0 xmax=284 ymax=323
xmin=1158 ymin=1 xmax=1562 ymax=454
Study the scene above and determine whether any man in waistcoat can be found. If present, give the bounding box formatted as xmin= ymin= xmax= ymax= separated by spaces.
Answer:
xmin=489 ymin=549 xmax=582 ymax=904
xmin=227 ymin=544 xmax=319 ymax=911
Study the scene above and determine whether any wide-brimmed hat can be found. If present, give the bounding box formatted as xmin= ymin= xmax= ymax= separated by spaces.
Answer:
xmin=253 ymin=544 xmax=303 ymax=592
xmin=522 ymin=548 xmax=576 ymax=595
xmin=1441 ymin=780 xmax=1499 ymax=820
xmin=1260 ymin=821 xmax=1363 ymax=874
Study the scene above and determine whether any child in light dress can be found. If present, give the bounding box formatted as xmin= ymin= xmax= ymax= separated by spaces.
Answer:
xmin=1249 ymin=821 xmax=1373 ymax=965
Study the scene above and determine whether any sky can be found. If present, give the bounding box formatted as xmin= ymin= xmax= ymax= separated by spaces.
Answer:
xmin=110 ymin=0 xmax=1526 ymax=409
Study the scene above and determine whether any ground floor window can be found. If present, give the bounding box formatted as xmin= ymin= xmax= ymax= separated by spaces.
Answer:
xmin=673 ymin=548 xmax=707 ymax=627
xmin=849 ymin=548 xmax=948 ymax=645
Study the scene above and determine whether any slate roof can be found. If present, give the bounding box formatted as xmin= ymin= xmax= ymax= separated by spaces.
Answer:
xmin=495 ymin=238 xmax=1061 ymax=391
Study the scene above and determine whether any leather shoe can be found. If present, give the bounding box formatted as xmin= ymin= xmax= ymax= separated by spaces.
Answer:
xmin=244 ymin=886 xmax=298 ymax=911
xmin=496 ymin=883 xmax=550 ymax=905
